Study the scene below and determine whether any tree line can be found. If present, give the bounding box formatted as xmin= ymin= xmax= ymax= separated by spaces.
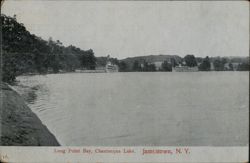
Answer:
xmin=1 ymin=14 xmax=97 ymax=82
xmin=118 ymin=54 xmax=249 ymax=72
xmin=1 ymin=14 xmax=248 ymax=82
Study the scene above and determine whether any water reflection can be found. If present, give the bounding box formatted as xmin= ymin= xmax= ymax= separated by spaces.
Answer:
xmin=13 ymin=82 xmax=49 ymax=107
xmin=24 ymin=86 xmax=38 ymax=104
xmin=13 ymin=72 xmax=249 ymax=146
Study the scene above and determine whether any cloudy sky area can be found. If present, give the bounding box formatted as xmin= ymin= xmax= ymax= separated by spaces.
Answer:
xmin=2 ymin=1 xmax=249 ymax=59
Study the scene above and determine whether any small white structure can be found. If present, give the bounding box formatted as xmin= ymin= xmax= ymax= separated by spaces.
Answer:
xmin=105 ymin=61 xmax=118 ymax=72
xmin=153 ymin=61 xmax=163 ymax=71
xmin=173 ymin=64 xmax=198 ymax=72
xmin=105 ymin=55 xmax=119 ymax=72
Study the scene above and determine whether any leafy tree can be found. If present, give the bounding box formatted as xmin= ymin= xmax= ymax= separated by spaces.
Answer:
xmin=132 ymin=60 xmax=141 ymax=71
xmin=48 ymin=54 xmax=60 ymax=73
xmin=119 ymin=61 xmax=127 ymax=72
xmin=109 ymin=58 xmax=119 ymax=65
xmin=86 ymin=49 xmax=96 ymax=69
xmin=96 ymin=57 xmax=108 ymax=67
xmin=237 ymin=63 xmax=249 ymax=71
xmin=147 ymin=64 xmax=156 ymax=71
xmin=228 ymin=63 xmax=234 ymax=71
xmin=170 ymin=58 xmax=177 ymax=67
xmin=96 ymin=56 xmax=119 ymax=68
xmin=142 ymin=61 xmax=156 ymax=72
xmin=161 ymin=61 xmax=172 ymax=71
xmin=213 ymin=59 xmax=225 ymax=71
xmin=1 ymin=14 xmax=97 ymax=82
xmin=198 ymin=56 xmax=211 ymax=71
xmin=2 ymin=53 xmax=18 ymax=82
xmin=195 ymin=57 xmax=203 ymax=64
xmin=184 ymin=54 xmax=197 ymax=67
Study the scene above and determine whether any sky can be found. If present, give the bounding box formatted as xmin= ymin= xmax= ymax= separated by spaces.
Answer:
xmin=2 ymin=1 xmax=249 ymax=59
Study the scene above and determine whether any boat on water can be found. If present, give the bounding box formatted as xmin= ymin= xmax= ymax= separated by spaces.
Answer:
xmin=75 ymin=55 xmax=119 ymax=73
xmin=74 ymin=62 xmax=118 ymax=73
xmin=105 ymin=61 xmax=119 ymax=73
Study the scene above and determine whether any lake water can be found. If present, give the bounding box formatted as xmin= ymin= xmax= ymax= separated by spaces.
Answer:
xmin=13 ymin=72 xmax=249 ymax=146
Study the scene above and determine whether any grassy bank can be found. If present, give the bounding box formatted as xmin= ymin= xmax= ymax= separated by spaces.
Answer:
xmin=0 ymin=82 xmax=60 ymax=146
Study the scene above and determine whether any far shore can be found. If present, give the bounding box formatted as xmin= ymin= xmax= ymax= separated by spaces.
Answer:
xmin=18 ymin=69 xmax=249 ymax=76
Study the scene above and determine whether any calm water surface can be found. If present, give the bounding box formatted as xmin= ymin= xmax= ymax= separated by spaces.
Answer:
xmin=13 ymin=72 xmax=249 ymax=146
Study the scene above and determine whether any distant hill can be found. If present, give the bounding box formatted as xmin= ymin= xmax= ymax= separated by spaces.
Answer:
xmin=122 ymin=54 xmax=182 ymax=62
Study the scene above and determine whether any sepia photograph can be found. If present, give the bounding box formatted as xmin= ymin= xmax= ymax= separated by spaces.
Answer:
xmin=0 ymin=0 xmax=249 ymax=162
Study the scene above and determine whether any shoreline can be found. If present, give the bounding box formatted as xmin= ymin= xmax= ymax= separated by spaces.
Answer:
xmin=0 ymin=82 xmax=60 ymax=146
xmin=17 ymin=70 xmax=249 ymax=79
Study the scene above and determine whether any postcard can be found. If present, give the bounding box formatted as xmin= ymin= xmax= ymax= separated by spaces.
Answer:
xmin=0 ymin=1 xmax=249 ymax=162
